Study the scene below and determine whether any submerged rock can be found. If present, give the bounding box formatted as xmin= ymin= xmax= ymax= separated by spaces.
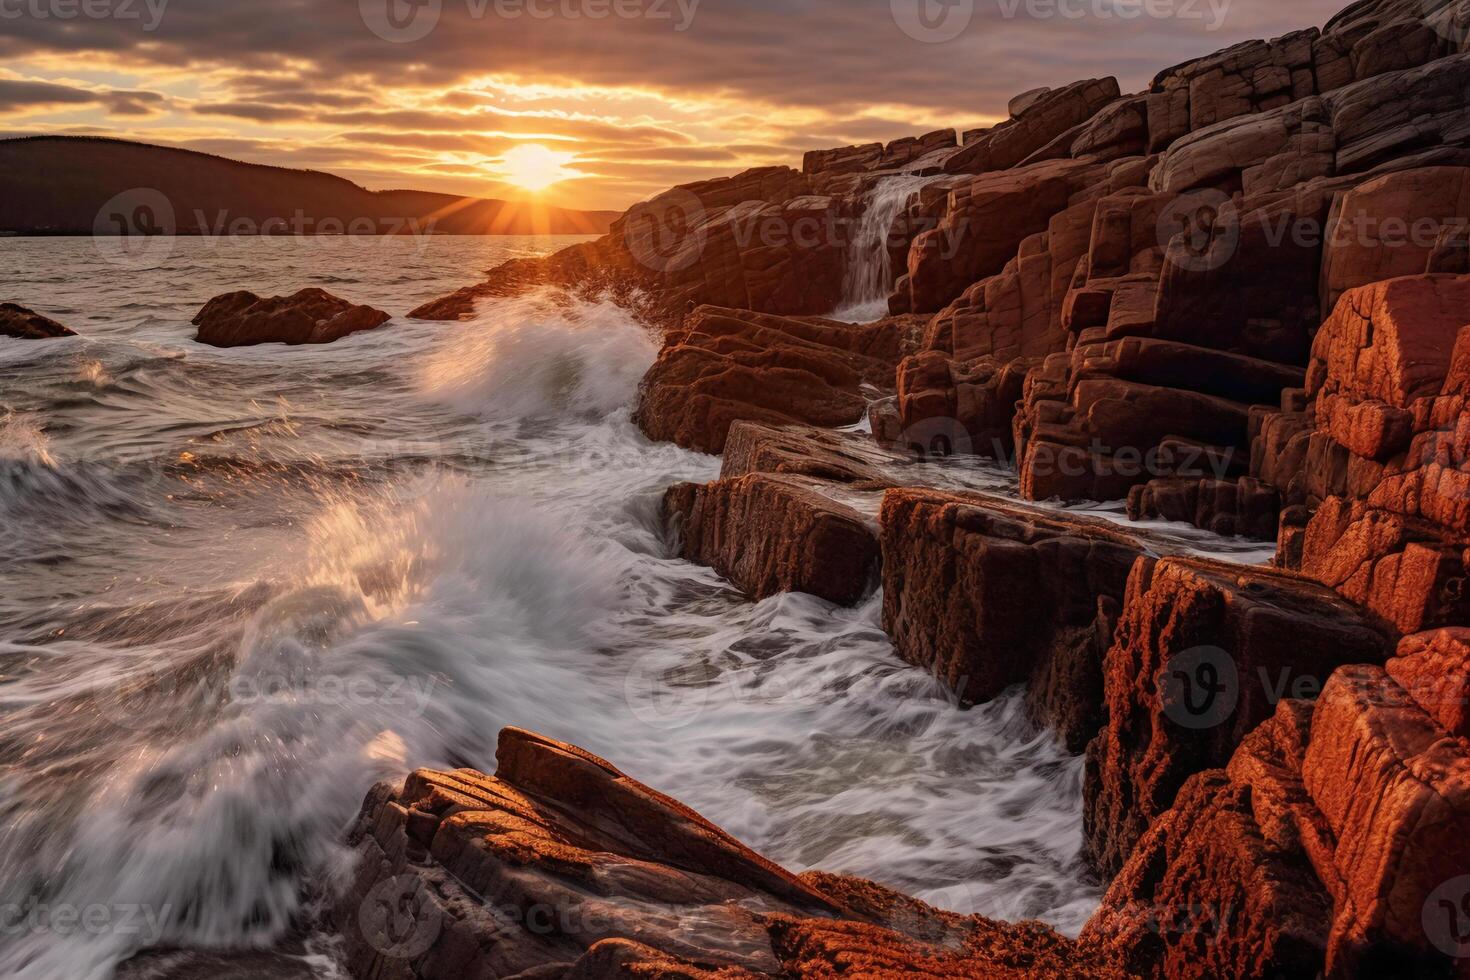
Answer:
xmin=0 ymin=302 xmax=76 ymax=340
xmin=192 ymin=288 xmax=391 ymax=347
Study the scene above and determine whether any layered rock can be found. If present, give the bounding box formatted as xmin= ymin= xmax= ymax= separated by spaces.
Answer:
xmin=192 ymin=288 xmax=391 ymax=347
xmin=1083 ymin=556 xmax=1390 ymax=879
xmin=896 ymin=158 xmax=1104 ymax=316
xmin=0 ymin=302 xmax=76 ymax=340
xmin=1278 ymin=274 xmax=1470 ymax=633
xmin=664 ymin=473 xmax=880 ymax=606
xmin=335 ymin=726 xmax=1115 ymax=979
xmin=879 ymin=487 xmax=1153 ymax=750
xmin=633 ymin=305 xmax=919 ymax=454
xmin=942 ymin=77 xmax=1123 ymax=175
xmin=1090 ymin=635 xmax=1470 ymax=979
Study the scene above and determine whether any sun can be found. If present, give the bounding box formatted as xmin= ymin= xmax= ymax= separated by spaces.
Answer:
xmin=497 ymin=143 xmax=579 ymax=193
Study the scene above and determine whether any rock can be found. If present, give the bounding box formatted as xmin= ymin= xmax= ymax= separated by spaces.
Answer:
xmin=192 ymin=288 xmax=391 ymax=347
xmin=1071 ymin=97 xmax=1151 ymax=163
xmin=880 ymin=487 xmax=1151 ymax=750
xmin=335 ymin=727 xmax=1114 ymax=979
xmin=901 ymin=158 xmax=1102 ymax=315
xmin=1319 ymin=167 xmax=1470 ymax=312
xmin=1294 ymin=496 xmax=1470 ymax=633
xmin=1285 ymin=275 xmax=1470 ymax=633
xmin=1083 ymin=745 xmax=1332 ymax=980
xmin=1387 ymin=627 xmax=1470 ymax=738
xmin=1127 ymin=476 xmax=1282 ymax=540
xmin=633 ymin=306 xmax=917 ymax=454
xmin=943 ymin=78 xmax=1122 ymax=175
xmin=720 ymin=419 xmax=903 ymax=486
xmin=1083 ymin=555 xmax=1389 ymax=878
xmin=896 ymin=352 xmax=1036 ymax=461
xmin=924 ymin=191 xmax=1117 ymax=363
xmin=664 ymin=473 xmax=880 ymax=606
xmin=1150 ymin=30 xmax=1319 ymax=135
xmin=0 ymin=302 xmax=76 ymax=339
xmin=1303 ymin=664 xmax=1470 ymax=976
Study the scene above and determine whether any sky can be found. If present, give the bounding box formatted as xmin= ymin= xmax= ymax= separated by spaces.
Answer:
xmin=0 ymin=0 xmax=1350 ymax=211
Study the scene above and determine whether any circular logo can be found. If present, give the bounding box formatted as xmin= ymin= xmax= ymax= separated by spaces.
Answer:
xmin=92 ymin=188 xmax=176 ymax=272
xmin=360 ymin=0 xmax=442 ymax=42
xmin=898 ymin=416 xmax=974 ymax=462
xmin=621 ymin=188 xmax=707 ymax=274
xmin=1158 ymin=645 xmax=1238 ymax=730
xmin=622 ymin=653 xmax=711 ymax=730
xmin=891 ymin=0 xmax=975 ymax=42
xmin=1423 ymin=875 xmax=1470 ymax=959
xmin=359 ymin=873 xmax=443 ymax=960
xmin=1156 ymin=189 xmax=1239 ymax=273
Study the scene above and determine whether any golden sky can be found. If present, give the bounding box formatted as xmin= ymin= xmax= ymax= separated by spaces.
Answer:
xmin=0 ymin=0 xmax=1347 ymax=211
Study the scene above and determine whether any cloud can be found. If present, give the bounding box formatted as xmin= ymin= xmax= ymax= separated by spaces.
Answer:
xmin=0 ymin=0 xmax=1355 ymax=207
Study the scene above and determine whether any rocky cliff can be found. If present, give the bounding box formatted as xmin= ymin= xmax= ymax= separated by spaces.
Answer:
xmin=355 ymin=0 xmax=1470 ymax=976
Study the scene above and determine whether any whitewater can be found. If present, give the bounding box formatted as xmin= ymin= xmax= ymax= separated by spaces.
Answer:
xmin=0 ymin=234 xmax=1270 ymax=979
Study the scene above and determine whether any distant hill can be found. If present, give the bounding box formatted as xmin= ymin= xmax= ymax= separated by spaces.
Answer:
xmin=0 ymin=137 xmax=620 ymax=236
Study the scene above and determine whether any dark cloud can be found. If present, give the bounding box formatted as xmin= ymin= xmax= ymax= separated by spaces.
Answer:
xmin=0 ymin=0 xmax=1350 ymax=115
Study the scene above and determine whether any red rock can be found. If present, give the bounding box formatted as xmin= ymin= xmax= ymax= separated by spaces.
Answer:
xmin=1295 ymin=496 xmax=1470 ymax=633
xmin=1083 ymin=556 xmax=1389 ymax=878
xmin=895 ymin=352 xmax=1035 ymax=460
xmin=902 ymin=159 xmax=1100 ymax=315
xmin=1387 ymin=628 xmax=1470 ymax=738
xmin=1303 ymin=665 xmax=1470 ymax=976
xmin=1320 ymin=167 xmax=1470 ymax=313
xmin=1071 ymin=97 xmax=1151 ymax=163
xmin=336 ymin=727 xmax=1114 ymax=979
xmin=0 ymin=303 xmax=76 ymax=340
xmin=943 ymin=78 xmax=1122 ymax=175
xmin=720 ymin=420 xmax=902 ymax=486
xmin=1127 ymin=476 xmax=1282 ymax=540
xmin=664 ymin=473 xmax=880 ymax=606
xmin=192 ymin=288 xmax=391 ymax=347
xmin=1082 ymin=765 xmax=1332 ymax=980
xmin=880 ymin=487 xmax=1151 ymax=750
xmin=633 ymin=306 xmax=917 ymax=454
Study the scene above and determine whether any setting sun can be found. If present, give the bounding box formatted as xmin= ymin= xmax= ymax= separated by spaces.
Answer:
xmin=497 ymin=143 xmax=579 ymax=193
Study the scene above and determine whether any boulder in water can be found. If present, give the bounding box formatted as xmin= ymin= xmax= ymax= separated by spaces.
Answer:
xmin=192 ymin=288 xmax=391 ymax=347
xmin=0 ymin=303 xmax=76 ymax=340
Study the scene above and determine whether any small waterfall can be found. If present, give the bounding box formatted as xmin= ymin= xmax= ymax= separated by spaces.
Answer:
xmin=833 ymin=173 xmax=941 ymax=322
